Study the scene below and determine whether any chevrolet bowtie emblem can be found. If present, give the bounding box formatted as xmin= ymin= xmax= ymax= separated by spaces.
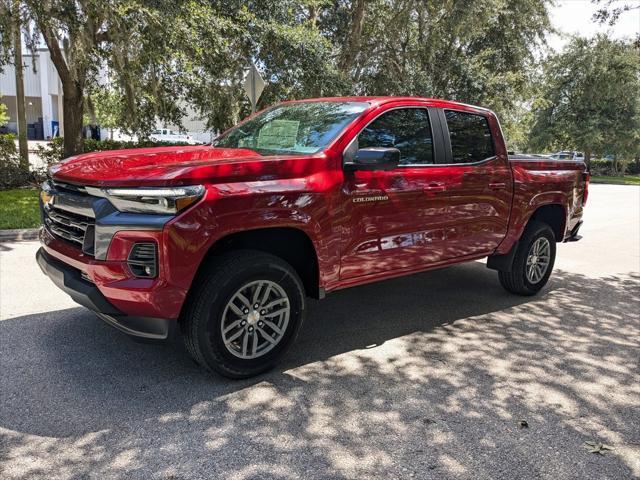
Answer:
xmin=40 ymin=190 xmax=54 ymax=205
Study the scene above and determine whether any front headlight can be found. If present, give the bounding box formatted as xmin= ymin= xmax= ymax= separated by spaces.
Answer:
xmin=86 ymin=185 xmax=205 ymax=215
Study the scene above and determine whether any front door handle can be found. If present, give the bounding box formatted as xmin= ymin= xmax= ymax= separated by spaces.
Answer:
xmin=423 ymin=183 xmax=446 ymax=193
xmin=489 ymin=182 xmax=507 ymax=190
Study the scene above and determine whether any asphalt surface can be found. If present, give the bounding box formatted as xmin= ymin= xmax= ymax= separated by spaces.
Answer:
xmin=1 ymin=184 xmax=639 ymax=480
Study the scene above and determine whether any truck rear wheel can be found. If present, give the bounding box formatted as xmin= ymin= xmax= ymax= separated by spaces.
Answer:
xmin=182 ymin=250 xmax=305 ymax=378
xmin=498 ymin=221 xmax=556 ymax=296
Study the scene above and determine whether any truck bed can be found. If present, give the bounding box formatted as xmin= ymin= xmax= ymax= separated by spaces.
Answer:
xmin=493 ymin=154 xmax=588 ymax=256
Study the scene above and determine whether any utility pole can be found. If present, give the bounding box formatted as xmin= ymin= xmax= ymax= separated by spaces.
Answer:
xmin=12 ymin=0 xmax=29 ymax=170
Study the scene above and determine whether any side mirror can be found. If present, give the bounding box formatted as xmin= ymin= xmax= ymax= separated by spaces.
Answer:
xmin=345 ymin=147 xmax=400 ymax=171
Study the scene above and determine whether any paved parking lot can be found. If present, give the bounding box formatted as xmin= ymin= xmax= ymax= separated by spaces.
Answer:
xmin=1 ymin=184 xmax=638 ymax=479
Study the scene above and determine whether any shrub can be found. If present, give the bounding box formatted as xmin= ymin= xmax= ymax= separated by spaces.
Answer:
xmin=36 ymin=137 xmax=65 ymax=167
xmin=589 ymin=157 xmax=640 ymax=176
xmin=0 ymin=134 xmax=32 ymax=189
xmin=37 ymin=137 xmax=193 ymax=165
xmin=0 ymin=133 xmax=17 ymax=158
xmin=627 ymin=158 xmax=640 ymax=175
xmin=588 ymin=159 xmax=614 ymax=176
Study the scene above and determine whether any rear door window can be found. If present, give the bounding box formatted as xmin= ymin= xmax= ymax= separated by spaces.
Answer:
xmin=444 ymin=110 xmax=495 ymax=164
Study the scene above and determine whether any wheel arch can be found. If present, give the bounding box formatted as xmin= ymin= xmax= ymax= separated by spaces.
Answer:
xmin=187 ymin=226 xmax=321 ymax=302
xmin=488 ymin=202 xmax=566 ymax=272
xmin=528 ymin=203 xmax=567 ymax=241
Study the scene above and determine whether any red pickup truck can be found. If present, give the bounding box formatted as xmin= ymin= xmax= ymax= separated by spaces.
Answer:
xmin=37 ymin=97 xmax=588 ymax=378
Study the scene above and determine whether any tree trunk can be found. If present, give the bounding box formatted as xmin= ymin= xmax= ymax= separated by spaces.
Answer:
xmin=584 ymin=149 xmax=591 ymax=171
xmin=36 ymin=19 xmax=86 ymax=158
xmin=12 ymin=2 xmax=29 ymax=170
xmin=339 ymin=0 xmax=366 ymax=74
xmin=62 ymin=83 xmax=84 ymax=159
xmin=308 ymin=4 xmax=317 ymax=26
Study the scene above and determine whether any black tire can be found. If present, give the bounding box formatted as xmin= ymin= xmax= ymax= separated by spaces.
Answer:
xmin=498 ymin=221 xmax=556 ymax=296
xmin=182 ymin=250 xmax=305 ymax=378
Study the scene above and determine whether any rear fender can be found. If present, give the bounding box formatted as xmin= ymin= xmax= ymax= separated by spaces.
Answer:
xmin=495 ymin=191 xmax=569 ymax=256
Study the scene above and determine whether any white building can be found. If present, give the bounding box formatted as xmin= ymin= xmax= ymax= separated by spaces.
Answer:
xmin=160 ymin=105 xmax=216 ymax=144
xmin=0 ymin=46 xmax=63 ymax=140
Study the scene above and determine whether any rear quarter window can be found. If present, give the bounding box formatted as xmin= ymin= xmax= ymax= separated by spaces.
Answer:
xmin=445 ymin=110 xmax=495 ymax=163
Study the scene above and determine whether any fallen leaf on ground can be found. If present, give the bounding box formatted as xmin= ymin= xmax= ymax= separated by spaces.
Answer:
xmin=584 ymin=441 xmax=614 ymax=454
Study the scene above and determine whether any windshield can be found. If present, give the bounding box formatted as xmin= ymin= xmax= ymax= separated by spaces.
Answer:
xmin=213 ymin=101 xmax=369 ymax=155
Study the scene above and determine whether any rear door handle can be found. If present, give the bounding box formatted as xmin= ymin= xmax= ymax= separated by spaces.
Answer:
xmin=489 ymin=182 xmax=506 ymax=190
xmin=423 ymin=183 xmax=446 ymax=193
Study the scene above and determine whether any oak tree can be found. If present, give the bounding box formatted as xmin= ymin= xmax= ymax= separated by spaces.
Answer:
xmin=529 ymin=35 xmax=640 ymax=167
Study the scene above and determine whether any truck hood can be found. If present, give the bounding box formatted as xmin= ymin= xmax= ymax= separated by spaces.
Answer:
xmin=49 ymin=145 xmax=316 ymax=187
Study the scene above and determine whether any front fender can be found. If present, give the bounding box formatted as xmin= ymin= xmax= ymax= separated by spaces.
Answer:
xmin=161 ymin=185 xmax=335 ymax=295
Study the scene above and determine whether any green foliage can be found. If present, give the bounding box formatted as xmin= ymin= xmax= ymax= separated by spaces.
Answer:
xmin=591 ymin=0 xmax=640 ymax=26
xmin=35 ymin=137 xmax=64 ymax=167
xmin=0 ymin=99 xmax=8 ymax=126
xmin=0 ymin=132 xmax=17 ymax=157
xmin=325 ymin=0 xmax=552 ymax=114
xmin=0 ymin=188 xmax=40 ymax=229
xmin=528 ymin=35 xmax=640 ymax=162
xmin=501 ymin=103 xmax=535 ymax=152
xmin=588 ymin=158 xmax=640 ymax=176
xmin=86 ymin=87 xmax=122 ymax=130
xmin=37 ymin=137 xmax=192 ymax=165
xmin=10 ymin=0 xmax=635 ymax=169
xmin=588 ymin=159 xmax=618 ymax=176
xmin=0 ymin=134 xmax=33 ymax=188
xmin=173 ymin=1 xmax=347 ymax=132
xmin=1 ymin=0 xmax=557 ymax=158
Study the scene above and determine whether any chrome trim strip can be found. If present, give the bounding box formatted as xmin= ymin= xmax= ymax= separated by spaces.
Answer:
xmin=45 ymin=206 xmax=90 ymax=231
xmin=392 ymin=155 xmax=498 ymax=168
xmin=49 ymin=189 xmax=96 ymax=218
xmin=44 ymin=219 xmax=84 ymax=245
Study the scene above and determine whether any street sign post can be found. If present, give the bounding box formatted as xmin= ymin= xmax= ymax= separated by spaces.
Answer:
xmin=243 ymin=63 xmax=265 ymax=114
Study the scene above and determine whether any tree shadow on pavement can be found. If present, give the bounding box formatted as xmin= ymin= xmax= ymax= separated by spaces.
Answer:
xmin=1 ymin=262 xmax=638 ymax=479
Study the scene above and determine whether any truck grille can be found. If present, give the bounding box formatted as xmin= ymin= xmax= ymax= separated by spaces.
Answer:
xmin=42 ymin=181 xmax=96 ymax=255
xmin=44 ymin=207 xmax=92 ymax=244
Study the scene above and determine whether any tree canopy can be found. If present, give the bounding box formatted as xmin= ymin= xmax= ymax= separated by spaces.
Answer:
xmin=591 ymin=0 xmax=640 ymax=26
xmin=528 ymin=35 xmax=640 ymax=162
xmin=5 ymin=0 xmax=638 ymax=164
xmin=1 ymin=0 xmax=350 ymax=155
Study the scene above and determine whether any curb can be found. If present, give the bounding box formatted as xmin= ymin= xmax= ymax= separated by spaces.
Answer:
xmin=0 ymin=228 xmax=40 ymax=242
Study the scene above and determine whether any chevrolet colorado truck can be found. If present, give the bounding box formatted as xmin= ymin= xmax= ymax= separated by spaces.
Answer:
xmin=37 ymin=97 xmax=588 ymax=378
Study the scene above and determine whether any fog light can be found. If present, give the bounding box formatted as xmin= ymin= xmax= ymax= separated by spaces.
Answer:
xmin=127 ymin=242 xmax=157 ymax=278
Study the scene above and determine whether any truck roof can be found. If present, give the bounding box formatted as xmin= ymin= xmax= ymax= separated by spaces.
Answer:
xmin=281 ymin=96 xmax=493 ymax=113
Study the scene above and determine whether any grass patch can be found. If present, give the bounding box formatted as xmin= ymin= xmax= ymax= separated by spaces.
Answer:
xmin=0 ymin=188 xmax=41 ymax=229
xmin=590 ymin=175 xmax=640 ymax=186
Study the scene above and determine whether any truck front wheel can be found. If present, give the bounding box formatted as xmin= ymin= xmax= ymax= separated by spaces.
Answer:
xmin=498 ymin=221 xmax=556 ymax=296
xmin=182 ymin=250 xmax=305 ymax=378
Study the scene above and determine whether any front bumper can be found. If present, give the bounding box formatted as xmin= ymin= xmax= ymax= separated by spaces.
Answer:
xmin=37 ymin=179 xmax=216 ymax=325
xmin=36 ymin=247 xmax=175 ymax=340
